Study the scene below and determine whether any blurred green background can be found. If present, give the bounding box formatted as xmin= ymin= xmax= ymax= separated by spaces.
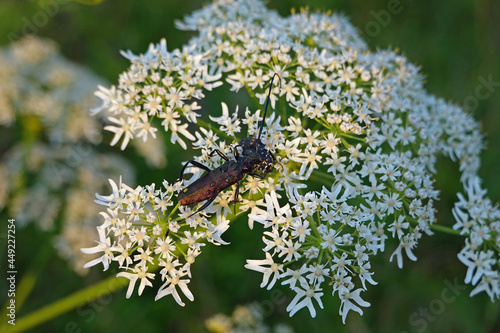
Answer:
xmin=1 ymin=0 xmax=499 ymax=332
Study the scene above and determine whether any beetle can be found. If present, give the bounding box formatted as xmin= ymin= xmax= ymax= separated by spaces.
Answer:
xmin=176 ymin=73 xmax=279 ymax=218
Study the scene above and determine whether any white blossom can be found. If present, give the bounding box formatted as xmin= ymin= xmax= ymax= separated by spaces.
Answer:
xmin=82 ymin=0 xmax=500 ymax=322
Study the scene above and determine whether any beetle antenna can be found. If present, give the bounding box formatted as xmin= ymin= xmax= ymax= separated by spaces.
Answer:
xmin=257 ymin=72 xmax=279 ymax=141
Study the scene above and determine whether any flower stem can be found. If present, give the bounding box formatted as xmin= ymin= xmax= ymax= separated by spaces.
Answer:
xmin=0 ymin=275 xmax=129 ymax=333
xmin=428 ymin=223 xmax=463 ymax=236
xmin=309 ymin=169 xmax=336 ymax=185
xmin=0 ymin=272 xmax=36 ymax=320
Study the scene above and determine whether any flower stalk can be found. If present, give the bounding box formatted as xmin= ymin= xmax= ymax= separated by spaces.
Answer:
xmin=0 ymin=275 xmax=129 ymax=333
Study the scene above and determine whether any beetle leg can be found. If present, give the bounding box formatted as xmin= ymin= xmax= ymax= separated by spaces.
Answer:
xmin=176 ymin=160 xmax=211 ymax=183
xmin=247 ymin=171 xmax=263 ymax=179
xmin=270 ymin=151 xmax=284 ymax=170
xmin=233 ymin=145 xmax=240 ymax=160
xmin=231 ymin=181 xmax=241 ymax=215
xmin=185 ymin=191 xmax=219 ymax=218
xmin=209 ymin=149 xmax=229 ymax=161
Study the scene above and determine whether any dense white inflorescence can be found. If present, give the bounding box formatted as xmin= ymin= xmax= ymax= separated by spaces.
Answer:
xmin=0 ymin=36 xmax=137 ymax=275
xmin=84 ymin=0 xmax=499 ymax=321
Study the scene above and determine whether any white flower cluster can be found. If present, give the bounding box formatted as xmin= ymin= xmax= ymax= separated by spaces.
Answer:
xmin=0 ymin=36 xmax=135 ymax=275
xmin=82 ymin=178 xmax=231 ymax=305
xmin=87 ymin=0 xmax=500 ymax=322
xmin=0 ymin=35 xmax=103 ymax=143
xmin=453 ymin=177 xmax=500 ymax=300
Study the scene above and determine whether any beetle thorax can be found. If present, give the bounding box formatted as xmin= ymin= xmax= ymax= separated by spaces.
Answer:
xmin=238 ymin=136 xmax=274 ymax=178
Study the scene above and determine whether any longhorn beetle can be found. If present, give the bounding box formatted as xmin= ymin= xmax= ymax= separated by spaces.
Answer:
xmin=176 ymin=73 xmax=279 ymax=218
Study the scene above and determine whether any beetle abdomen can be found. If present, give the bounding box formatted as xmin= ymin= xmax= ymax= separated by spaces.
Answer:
xmin=178 ymin=160 xmax=243 ymax=206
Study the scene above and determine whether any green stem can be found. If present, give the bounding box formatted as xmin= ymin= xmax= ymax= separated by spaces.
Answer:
xmin=309 ymin=169 xmax=336 ymax=184
xmin=0 ymin=275 xmax=129 ymax=333
xmin=0 ymin=272 xmax=36 ymax=321
xmin=338 ymin=132 xmax=366 ymax=142
xmin=428 ymin=223 xmax=462 ymax=236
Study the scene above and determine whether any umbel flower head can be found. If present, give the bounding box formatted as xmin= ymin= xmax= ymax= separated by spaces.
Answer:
xmin=84 ymin=0 xmax=500 ymax=322
xmin=0 ymin=36 xmax=137 ymax=275
xmin=0 ymin=36 xmax=138 ymax=274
